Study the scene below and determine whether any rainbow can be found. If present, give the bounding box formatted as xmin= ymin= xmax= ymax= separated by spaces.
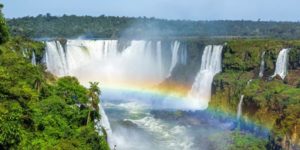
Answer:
xmin=100 ymin=83 xmax=271 ymax=136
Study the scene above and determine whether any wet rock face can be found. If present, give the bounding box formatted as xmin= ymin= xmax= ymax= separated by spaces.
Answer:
xmin=159 ymin=41 xmax=205 ymax=92
xmin=289 ymin=48 xmax=300 ymax=69
xmin=169 ymin=43 xmax=205 ymax=84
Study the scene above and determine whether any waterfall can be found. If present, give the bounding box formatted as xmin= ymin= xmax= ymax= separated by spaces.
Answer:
xmin=156 ymin=41 xmax=163 ymax=79
xmin=96 ymin=103 xmax=113 ymax=149
xmin=237 ymin=95 xmax=244 ymax=120
xmin=259 ymin=51 xmax=266 ymax=78
xmin=168 ymin=41 xmax=180 ymax=76
xmin=247 ymin=79 xmax=252 ymax=86
xmin=271 ymin=48 xmax=290 ymax=79
xmin=187 ymin=45 xmax=223 ymax=110
xmin=31 ymin=51 xmax=36 ymax=65
xmin=44 ymin=41 xmax=69 ymax=76
xmin=180 ymin=46 xmax=187 ymax=65
xmin=43 ymin=39 xmax=177 ymax=87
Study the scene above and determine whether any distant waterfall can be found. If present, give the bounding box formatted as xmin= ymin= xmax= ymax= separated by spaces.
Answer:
xmin=156 ymin=41 xmax=163 ymax=79
xmin=237 ymin=95 xmax=244 ymax=120
xmin=187 ymin=45 xmax=223 ymax=110
xmin=44 ymin=41 xmax=69 ymax=76
xmin=168 ymin=41 xmax=180 ymax=76
xmin=271 ymin=48 xmax=290 ymax=79
xmin=179 ymin=46 xmax=187 ymax=65
xmin=259 ymin=51 xmax=266 ymax=78
xmin=96 ymin=103 xmax=113 ymax=149
xmin=31 ymin=51 xmax=36 ymax=65
xmin=246 ymin=79 xmax=253 ymax=86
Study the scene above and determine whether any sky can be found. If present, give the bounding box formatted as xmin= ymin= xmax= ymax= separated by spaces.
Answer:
xmin=1 ymin=0 xmax=300 ymax=21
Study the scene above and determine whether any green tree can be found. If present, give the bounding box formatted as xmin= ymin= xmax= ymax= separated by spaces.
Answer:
xmin=86 ymin=82 xmax=101 ymax=125
xmin=0 ymin=4 xmax=9 ymax=44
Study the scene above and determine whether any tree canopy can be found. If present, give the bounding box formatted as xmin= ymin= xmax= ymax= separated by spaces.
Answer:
xmin=7 ymin=14 xmax=300 ymax=39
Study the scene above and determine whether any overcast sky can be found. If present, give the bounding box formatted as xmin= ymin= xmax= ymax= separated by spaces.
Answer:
xmin=1 ymin=0 xmax=300 ymax=21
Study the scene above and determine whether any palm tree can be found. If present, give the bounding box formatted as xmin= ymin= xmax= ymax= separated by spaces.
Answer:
xmin=86 ymin=82 xmax=101 ymax=125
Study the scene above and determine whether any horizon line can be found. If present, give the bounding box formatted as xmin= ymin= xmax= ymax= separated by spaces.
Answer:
xmin=6 ymin=13 xmax=300 ymax=23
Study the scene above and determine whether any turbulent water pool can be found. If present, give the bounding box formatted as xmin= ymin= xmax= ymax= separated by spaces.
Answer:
xmin=99 ymin=88 xmax=265 ymax=150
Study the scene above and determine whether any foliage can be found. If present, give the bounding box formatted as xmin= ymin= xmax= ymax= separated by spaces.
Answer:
xmin=228 ymin=132 xmax=267 ymax=150
xmin=54 ymin=76 xmax=89 ymax=104
xmin=0 ymin=37 xmax=109 ymax=149
xmin=223 ymin=39 xmax=300 ymax=72
xmin=0 ymin=4 xmax=9 ymax=44
xmin=7 ymin=14 xmax=300 ymax=39
xmin=208 ymin=131 xmax=267 ymax=150
xmin=86 ymin=82 xmax=101 ymax=125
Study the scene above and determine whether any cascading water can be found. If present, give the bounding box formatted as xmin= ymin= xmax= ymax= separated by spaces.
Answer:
xmin=167 ymin=41 xmax=181 ymax=77
xmin=31 ymin=51 xmax=36 ymax=65
xmin=179 ymin=46 xmax=187 ymax=65
xmin=96 ymin=103 xmax=113 ymax=149
xmin=247 ymin=79 xmax=252 ymax=86
xmin=271 ymin=48 xmax=290 ymax=79
xmin=44 ymin=40 xmax=181 ymax=87
xmin=237 ymin=79 xmax=252 ymax=119
xmin=156 ymin=41 xmax=164 ymax=79
xmin=237 ymin=95 xmax=245 ymax=120
xmin=44 ymin=41 xmax=69 ymax=76
xmin=259 ymin=51 xmax=265 ymax=78
xmin=187 ymin=45 xmax=223 ymax=110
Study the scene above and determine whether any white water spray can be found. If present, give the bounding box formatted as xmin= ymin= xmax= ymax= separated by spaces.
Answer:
xmin=44 ymin=40 xmax=180 ymax=87
xmin=259 ymin=51 xmax=265 ymax=78
xmin=237 ymin=95 xmax=244 ymax=120
xmin=271 ymin=48 xmax=290 ymax=80
xmin=96 ymin=103 xmax=113 ymax=148
xmin=168 ymin=41 xmax=181 ymax=76
xmin=44 ymin=41 xmax=69 ymax=76
xmin=180 ymin=46 xmax=187 ymax=65
xmin=156 ymin=41 xmax=163 ymax=79
xmin=187 ymin=45 xmax=223 ymax=110
xmin=31 ymin=51 xmax=36 ymax=65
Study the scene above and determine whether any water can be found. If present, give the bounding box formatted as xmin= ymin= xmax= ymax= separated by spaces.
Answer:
xmin=168 ymin=41 xmax=181 ymax=77
xmin=180 ymin=44 xmax=187 ymax=65
xmin=247 ymin=79 xmax=252 ymax=86
xmin=259 ymin=51 xmax=265 ymax=78
xmin=237 ymin=95 xmax=245 ymax=120
xmin=101 ymin=94 xmax=235 ymax=150
xmin=31 ymin=51 xmax=36 ymax=65
xmin=271 ymin=48 xmax=290 ymax=79
xmin=96 ymin=103 xmax=113 ymax=148
xmin=156 ymin=41 xmax=163 ymax=79
xmin=44 ymin=41 xmax=69 ymax=76
xmin=44 ymin=40 xmax=186 ymax=87
xmin=188 ymin=45 xmax=223 ymax=110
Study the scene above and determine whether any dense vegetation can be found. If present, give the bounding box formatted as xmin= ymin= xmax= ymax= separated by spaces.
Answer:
xmin=7 ymin=14 xmax=300 ymax=39
xmin=0 ymin=4 xmax=9 ymax=44
xmin=0 ymin=6 xmax=109 ymax=150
